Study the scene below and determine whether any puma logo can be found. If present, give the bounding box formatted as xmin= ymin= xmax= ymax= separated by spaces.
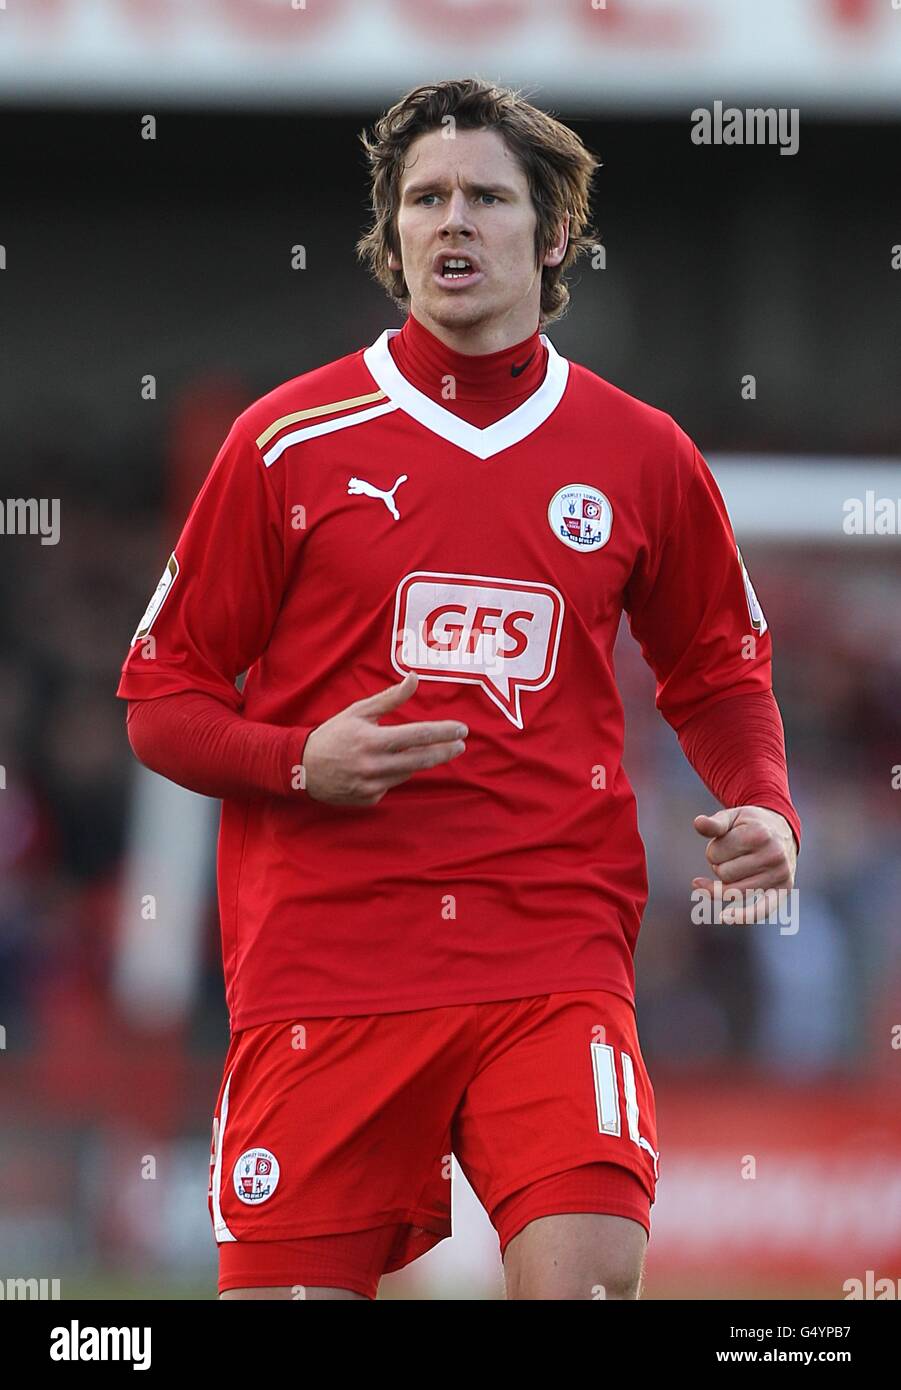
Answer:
xmin=347 ymin=474 xmax=408 ymax=521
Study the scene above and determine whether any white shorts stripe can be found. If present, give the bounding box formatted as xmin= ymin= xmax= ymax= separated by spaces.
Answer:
xmin=212 ymin=1070 xmax=237 ymax=1243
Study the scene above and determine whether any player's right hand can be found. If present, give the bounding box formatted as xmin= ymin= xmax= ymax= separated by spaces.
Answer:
xmin=300 ymin=672 xmax=468 ymax=806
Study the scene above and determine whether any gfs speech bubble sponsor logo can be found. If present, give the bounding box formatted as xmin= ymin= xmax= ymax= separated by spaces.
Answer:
xmin=391 ymin=572 xmax=564 ymax=730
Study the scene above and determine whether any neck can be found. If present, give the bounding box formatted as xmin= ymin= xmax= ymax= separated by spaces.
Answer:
xmin=388 ymin=311 xmax=546 ymax=409
xmin=408 ymin=303 xmax=542 ymax=357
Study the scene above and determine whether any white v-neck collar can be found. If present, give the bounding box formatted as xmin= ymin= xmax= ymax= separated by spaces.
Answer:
xmin=362 ymin=327 xmax=569 ymax=460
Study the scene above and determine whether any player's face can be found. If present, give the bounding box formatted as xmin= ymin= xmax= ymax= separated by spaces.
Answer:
xmin=390 ymin=127 xmax=563 ymax=349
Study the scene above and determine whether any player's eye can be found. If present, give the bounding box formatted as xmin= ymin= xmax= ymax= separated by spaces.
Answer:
xmin=414 ymin=192 xmax=500 ymax=206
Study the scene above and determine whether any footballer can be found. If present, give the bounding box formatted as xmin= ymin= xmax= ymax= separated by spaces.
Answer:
xmin=117 ymin=79 xmax=800 ymax=1301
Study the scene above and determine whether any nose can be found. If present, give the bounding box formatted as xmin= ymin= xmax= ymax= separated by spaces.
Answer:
xmin=437 ymin=189 xmax=475 ymax=239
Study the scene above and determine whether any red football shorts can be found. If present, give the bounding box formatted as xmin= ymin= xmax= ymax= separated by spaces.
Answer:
xmin=208 ymin=989 xmax=659 ymax=1297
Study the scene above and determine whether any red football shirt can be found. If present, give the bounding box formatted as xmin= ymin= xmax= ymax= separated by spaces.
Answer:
xmin=117 ymin=327 xmax=779 ymax=1029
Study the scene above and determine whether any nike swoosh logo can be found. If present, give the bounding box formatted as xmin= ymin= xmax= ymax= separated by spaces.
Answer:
xmin=510 ymin=350 xmax=536 ymax=377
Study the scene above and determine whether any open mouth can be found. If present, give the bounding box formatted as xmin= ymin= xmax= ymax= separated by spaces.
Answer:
xmin=441 ymin=257 xmax=474 ymax=279
xmin=433 ymin=253 xmax=482 ymax=287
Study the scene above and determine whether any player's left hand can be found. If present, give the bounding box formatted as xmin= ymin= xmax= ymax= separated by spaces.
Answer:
xmin=691 ymin=806 xmax=797 ymax=924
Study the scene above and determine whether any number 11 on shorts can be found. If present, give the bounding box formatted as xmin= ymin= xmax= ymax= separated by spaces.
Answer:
xmin=590 ymin=1040 xmax=659 ymax=1178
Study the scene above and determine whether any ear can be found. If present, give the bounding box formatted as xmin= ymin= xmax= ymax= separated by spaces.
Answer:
xmin=542 ymin=212 xmax=571 ymax=268
xmin=387 ymin=248 xmax=403 ymax=272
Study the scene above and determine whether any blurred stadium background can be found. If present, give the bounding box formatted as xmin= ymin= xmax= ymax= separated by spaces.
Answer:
xmin=1 ymin=0 xmax=900 ymax=1300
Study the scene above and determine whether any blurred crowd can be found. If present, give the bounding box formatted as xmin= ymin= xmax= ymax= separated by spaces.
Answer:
xmin=621 ymin=546 xmax=901 ymax=1079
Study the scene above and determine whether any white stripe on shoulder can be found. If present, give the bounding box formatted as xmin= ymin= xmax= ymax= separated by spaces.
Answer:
xmin=262 ymin=400 xmax=399 ymax=468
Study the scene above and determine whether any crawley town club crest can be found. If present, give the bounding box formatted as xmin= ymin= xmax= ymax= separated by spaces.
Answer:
xmin=548 ymin=484 xmax=613 ymax=552
xmin=233 ymin=1147 xmax=280 ymax=1205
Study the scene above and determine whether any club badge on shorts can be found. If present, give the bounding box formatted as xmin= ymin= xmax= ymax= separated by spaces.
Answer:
xmin=233 ymin=1147 xmax=280 ymax=1205
xmin=548 ymin=484 xmax=613 ymax=552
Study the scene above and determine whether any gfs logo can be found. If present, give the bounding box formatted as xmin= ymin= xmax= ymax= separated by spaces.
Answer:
xmin=391 ymin=571 xmax=564 ymax=729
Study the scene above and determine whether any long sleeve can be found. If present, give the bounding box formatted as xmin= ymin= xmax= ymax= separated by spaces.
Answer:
xmin=676 ymin=688 xmax=801 ymax=852
xmin=623 ymin=429 xmax=800 ymax=852
xmin=624 ymin=435 xmax=774 ymax=732
xmin=117 ymin=416 xmax=287 ymax=708
xmin=126 ymin=690 xmax=316 ymax=801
